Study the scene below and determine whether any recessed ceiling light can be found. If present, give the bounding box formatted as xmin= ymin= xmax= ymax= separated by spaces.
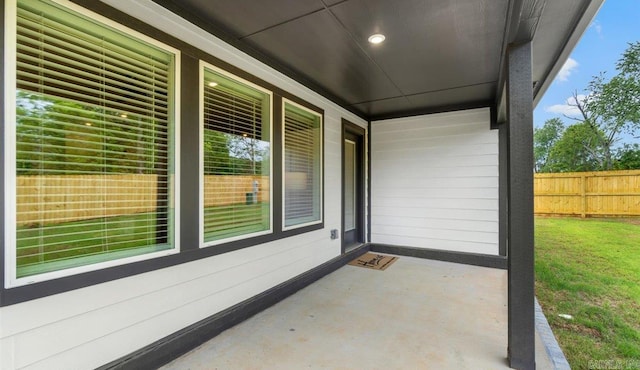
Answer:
xmin=209 ymin=82 xmax=218 ymax=87
xmin=368 ymin=33 xmax=385 ymax=44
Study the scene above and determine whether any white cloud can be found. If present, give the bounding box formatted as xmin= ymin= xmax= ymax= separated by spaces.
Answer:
xmin=556 ymin=58 xmax=579 ymax=82
xmin=589 ymin=20 xmax=603 ymax=37
xmin=545 ymin=94 xmax=587 ymax=117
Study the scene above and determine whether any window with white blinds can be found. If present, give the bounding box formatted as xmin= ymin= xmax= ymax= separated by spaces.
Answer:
xmin=283 ymin=100 xmax=322 ymax=228
xmin=11 ymin=0 xmax=178 ymax=279
xmin=201 ymin=65 xmax=271 ymax=245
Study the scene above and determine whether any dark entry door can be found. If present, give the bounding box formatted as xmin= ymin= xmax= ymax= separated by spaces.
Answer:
xmin=342 ymin=120 xmax=365 ymax=251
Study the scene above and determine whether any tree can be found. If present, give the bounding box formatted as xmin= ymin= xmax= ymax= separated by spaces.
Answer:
xmin=16 ymin=91 xmax=162 ymax=175
xmin=564 ymin=42 xmax=640 ymax=170
xmin=546 ymin=122 xmax=606 ymax=172
xmin=590 ymin=42 xmax=640 ymax=132
xmin=203 ymin=129 xmax=232 ymax=175
xmin=534 ymin=118 xmax=564 ymax=172
xmin=226 ymin=135 xmax=269 ymax=175
xmin=614 ymin=144 xmax=640 ymax=170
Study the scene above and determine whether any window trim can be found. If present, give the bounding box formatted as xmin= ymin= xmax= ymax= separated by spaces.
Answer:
xmin=198 ymin=60 xmax=274 ymax=248
xmin=0 ymin=0 xmax=330 ymax=305
xmin=281 ymin=98 xmax=324 ymax=231
xmin=3 ymin=0 xmax=182 ymax=288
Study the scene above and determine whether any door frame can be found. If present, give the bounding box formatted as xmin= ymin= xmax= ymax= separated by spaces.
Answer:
xmin=341 ymin=119 xmax=366 ymax=253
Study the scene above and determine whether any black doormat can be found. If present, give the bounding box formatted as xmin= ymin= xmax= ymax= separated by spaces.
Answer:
xmin=348 ymin=253 xmax=398 ymax=271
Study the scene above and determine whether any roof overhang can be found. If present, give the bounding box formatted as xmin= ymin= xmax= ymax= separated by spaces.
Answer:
xmin=147 ymin=0 xmax=604 ymax=121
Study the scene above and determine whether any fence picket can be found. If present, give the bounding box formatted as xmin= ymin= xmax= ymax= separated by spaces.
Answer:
xmin=16 ymin=174 xmax=269 ymax=225
xmin=534 ymin=170 xmax=640 ymax=217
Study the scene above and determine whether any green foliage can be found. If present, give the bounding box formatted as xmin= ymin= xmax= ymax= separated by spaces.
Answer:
xmin=535 ymin=217 xmax=640 ymax=368
xmin=16 ymin=91 xmax=162 ymax=175
xmin=545 ymin=122 xmax=607 ymax=172
xmin=203 ymin=130 xmax=268 ymax=175
xmin=614 ymin=144 xmax=640 ymax=170
xmin=581 ymin=41 xmax=640 ymax=170
xmin=592 ymin=42 xmax=640 ymax=129
xmin=534 ymin=118 xmax=564 ymax=172
xmin=16 ymin=92 xmax=65 ymax=173
xmin=536 ymin=42 xmax=640 ymax=172
xmin=18 ymin=92 xmax=269 ymax=177
xmin=203 ymin=129 xmax=232 ymax=175
xmin=226 ymin=135 xmax=269 ymax=175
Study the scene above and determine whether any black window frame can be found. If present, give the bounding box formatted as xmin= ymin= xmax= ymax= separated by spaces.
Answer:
xmin=282 ymin=98 xmax=324 ymax=230
xmin=8 ymin=0 xmax=182 ymax=286
xmin=200 ymin=61 xmax=275 ymax=247
xmin=0 ymin=0 xmax=324 ymax=306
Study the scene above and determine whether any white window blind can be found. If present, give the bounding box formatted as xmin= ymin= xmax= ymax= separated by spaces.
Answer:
xmin=202 ymin=67 xmax=271 ymax=244
xmin=14 ymin=0 xmax=177 ymax=278
xmin=283 ymin=101 xmax=322 ymax=228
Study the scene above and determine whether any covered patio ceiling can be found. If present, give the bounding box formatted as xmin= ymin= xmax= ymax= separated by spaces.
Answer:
xmin=151 ymin=0 xmax=600 ymax=120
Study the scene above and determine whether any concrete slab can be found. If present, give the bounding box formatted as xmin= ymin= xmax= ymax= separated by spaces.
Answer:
xmin=161 ymin=256 xmax=556 ymax=369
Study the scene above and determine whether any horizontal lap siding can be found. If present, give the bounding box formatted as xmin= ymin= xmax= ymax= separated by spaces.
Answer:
xmin=0 ymin=1 xmax=367 ymax=369
xmin=4 ymin=232 xmax=336 ymax=369
xmin=371 ymin=108 xmax=499 ymax=255
xmin=323 ymin=113 xmax=344 ymax=226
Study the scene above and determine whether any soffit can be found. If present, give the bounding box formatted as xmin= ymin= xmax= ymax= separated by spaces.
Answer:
xmin=151 ymin=0 xmax=600 ymax=120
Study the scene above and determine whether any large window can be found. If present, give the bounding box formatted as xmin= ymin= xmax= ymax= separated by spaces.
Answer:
xmin=6 ymin=0 xmax=179 ymax=284
xmin=200 ymin=63 xmax=272 ymax=246
xmin=282 ymin=100 xmax=323 ymax=229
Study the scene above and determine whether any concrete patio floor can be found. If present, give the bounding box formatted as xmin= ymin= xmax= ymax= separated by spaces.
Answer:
xmin=161 ymin=255 xmax=556 ymax=369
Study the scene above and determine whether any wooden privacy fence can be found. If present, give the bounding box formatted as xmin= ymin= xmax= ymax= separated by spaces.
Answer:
xmin=17 ymin=174 xmax=269 ymax=226
xmin=203 ymin=175 xmax=270 ymax=206
xmin=534 ymin=170 xmax=640 ymax=217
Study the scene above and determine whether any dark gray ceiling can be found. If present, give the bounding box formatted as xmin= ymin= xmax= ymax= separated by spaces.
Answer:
xmin=152 ymin=0 xmax=599 ymax=120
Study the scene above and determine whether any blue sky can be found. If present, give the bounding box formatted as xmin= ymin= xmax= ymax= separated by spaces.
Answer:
xmin=533 ymin=0 xmax=640 ymax=145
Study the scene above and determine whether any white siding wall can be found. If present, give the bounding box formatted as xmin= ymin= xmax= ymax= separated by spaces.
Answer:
xmin=371 ymin=108 xmax=499 ymax=255
xmin=0 ymin=1 xmax=367 ymax=369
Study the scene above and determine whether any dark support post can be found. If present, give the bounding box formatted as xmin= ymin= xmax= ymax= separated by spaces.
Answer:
xmin=506 ymin=41 xmax=535 ymax=370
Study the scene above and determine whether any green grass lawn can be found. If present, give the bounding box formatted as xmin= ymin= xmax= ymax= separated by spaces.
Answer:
xmin=17 ymin=212 xmax=164 ymax=277
xmin=535 ymin=217 xmax=640 ymax=369
xmin=203 ymin=202 xmax=269 ymax=240
xmin=17 ymin=202 xmax=269 ymax=277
